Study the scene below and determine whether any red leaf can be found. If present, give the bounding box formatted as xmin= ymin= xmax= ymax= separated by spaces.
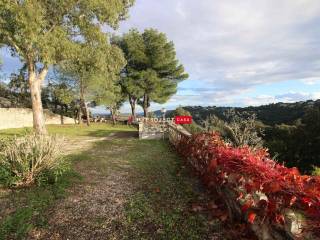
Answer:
xmin=263 ymin=182 xmax=281 ymax=193
xmin=302 ymin=197 xmax=313 ymax=207
xmin=248 ymin=212 xmax=256 ymax=224
xmin=208 ymin=159 xmax=218 ymax=171
xmin=174 ymin=131 xmax=320 ymax=236
xmin=237 ymin=192 xmax=244 ymax=201
xmin=289 ymin=196 xmax=297 ymax=206
xmin=241 ymin=201 xmax=253 ymax=213
xmin=275 ymin=214 xmax=285 ymax=225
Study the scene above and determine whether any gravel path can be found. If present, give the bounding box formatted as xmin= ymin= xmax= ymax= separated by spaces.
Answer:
xmin=28 ymin=131 xmax=137 ymax=240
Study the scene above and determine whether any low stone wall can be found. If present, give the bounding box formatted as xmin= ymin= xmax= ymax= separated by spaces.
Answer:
xmin=0 ymin=108 xmax=74 ymax=130
xmin=138 ymin=122 xmax=167 ymax=139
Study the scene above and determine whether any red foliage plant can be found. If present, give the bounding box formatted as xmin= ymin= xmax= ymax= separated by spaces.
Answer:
xmin=175 ymin=132 xmax=320 ymax=238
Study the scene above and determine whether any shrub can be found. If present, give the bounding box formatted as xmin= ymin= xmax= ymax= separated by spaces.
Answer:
xmin=203 ymin=110 xmax=264 ymax=149
xmin=171 ymin=107 xmax=203 ymax=134
xmin=0 ymin=133 xmax=67 ymax=187
xmin=312 ymin=167 xmax=320 ymax=176
xmin=174 ymin=132 xmax=320 ymax=239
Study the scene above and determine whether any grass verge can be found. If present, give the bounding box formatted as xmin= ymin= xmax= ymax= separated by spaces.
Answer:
xmin=0 ymin=167 xmax=82 ymax=240
xmin=98 ymin=139 xmax=221 ymax=239
xmin=0 ymin=123 xmax=136 ymax=139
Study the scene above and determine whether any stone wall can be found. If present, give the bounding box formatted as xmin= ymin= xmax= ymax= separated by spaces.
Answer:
xmin=138 ymin=122 xmax=167 ymax=139
xmin=0 ymin=108 xmax=75 ymax=130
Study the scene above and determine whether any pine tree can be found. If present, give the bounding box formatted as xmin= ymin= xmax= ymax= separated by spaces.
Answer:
xmin=115 ymin=28 xmax=188 ymax=117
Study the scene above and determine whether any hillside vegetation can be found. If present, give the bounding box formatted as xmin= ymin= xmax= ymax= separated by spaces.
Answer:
xmin=183 ymin=99 xmax=320 ymax=126
xmin=175 ymin=99 xmax=320 ymax=174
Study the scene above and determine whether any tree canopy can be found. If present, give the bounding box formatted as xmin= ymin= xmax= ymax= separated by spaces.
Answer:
xmin=114 ymin=28 xmax=188 ymax=117
xmin=0 ymin=0 xmax=135 ymax=133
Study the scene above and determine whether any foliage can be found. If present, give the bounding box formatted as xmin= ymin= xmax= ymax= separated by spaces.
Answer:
xmin=265 ymin=105 xmax=320 ymax=173
xmin=183 ymin=100 xmax=320 ymax=126
xmin=174 ymin=132 xmax=320 ymax=239
xmin=170 ymin=107 xmax=203 ymax=134
xmin=0 ymin=133 xmax=67 ymax=187
xmin=115 ymin=28 xmax=188 ymax=116
xmin=179 ymin=101 xmax=320 ymax=173
xmin=0 ymin=81 xmax=12 ymax=107
xmin=112 ymin=34 xmax=144 ymax=117
xmin=0 ymin=0 xmax=135 ymax=133
xmin=92 ymin=77 xmax=126 ymax=124
xmin=0 ymin=66 xmax=31 ymax=108
xmin=204 ymin=110 xmax=264 ymax=149
xmin=59 ymin=40 xmax=126 ymax=125
xmin=0 ymin=0 xmax=134 ymax=66
xmin=312 ymin=167 xmax=320 ymax=176
xmin=49 ymin=73 xmax=75 ymax=108
xmin=43 ymin=69 xmax=78 ymax=120
xmin=7 ymin=64 xmax=31 ymax=107
xmin=0 ymin=166 xmax=81 ymax=240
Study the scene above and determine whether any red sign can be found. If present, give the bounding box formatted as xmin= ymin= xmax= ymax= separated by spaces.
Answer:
xmin=175 ymin=116 xmax=193 ymax=124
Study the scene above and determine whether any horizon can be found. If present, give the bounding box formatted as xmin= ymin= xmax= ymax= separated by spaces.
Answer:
xmin=1 ymin=0 xmax=320 ymax=114
xmin=90 ymin=97 xmax=320 ymax=116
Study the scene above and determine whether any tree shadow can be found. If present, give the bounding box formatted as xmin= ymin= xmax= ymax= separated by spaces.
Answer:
xmin=86 ymin=130 xmax=138 ymax=138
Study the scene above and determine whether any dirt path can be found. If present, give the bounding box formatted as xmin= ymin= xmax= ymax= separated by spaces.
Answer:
xmin=60 ymin=131 xmax=138 ymax=154
xmin=29 ymin=132 xmax=138 ymax=240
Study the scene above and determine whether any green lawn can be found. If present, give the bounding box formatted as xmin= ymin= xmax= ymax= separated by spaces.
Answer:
xmin=0 ymin=124 xmax=222 ymax=239
xmin=0 ymin=123 xmax=137 ymax=139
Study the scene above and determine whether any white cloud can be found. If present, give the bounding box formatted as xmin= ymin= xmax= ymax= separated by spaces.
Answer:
xmin=117 ymin=0 xmax=320 ymax=91
xmin=275 ymin=91 xmax=320 ymax=102
xmin=300 ymin=77 xmax=320 ymax=85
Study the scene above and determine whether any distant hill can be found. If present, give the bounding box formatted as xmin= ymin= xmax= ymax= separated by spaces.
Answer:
xmin=152 ymin=109 xmax=174 ymax=118
xmin=182 ymin=99 xmax=320 ymax=126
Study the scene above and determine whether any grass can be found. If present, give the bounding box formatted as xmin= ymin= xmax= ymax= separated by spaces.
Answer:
xmin=0 ymin=123 xmax=137 ymax=139
xmin=91 ymin=139 xmax=220 ymax=239
xmin=0 ymin=169 xmax=82 ymax=240
xmin=0 ymin=123 xmax=220 ymax=239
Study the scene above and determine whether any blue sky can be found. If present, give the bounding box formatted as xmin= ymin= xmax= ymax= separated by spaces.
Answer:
xmin=1 ymin=0 xmax=320 ymax=114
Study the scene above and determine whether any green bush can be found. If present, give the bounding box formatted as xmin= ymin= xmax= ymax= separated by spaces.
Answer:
xmin=312 ymin=167 xmax=320 ymax=176
xmin=0 ymin=133 xmax=68 ymax=187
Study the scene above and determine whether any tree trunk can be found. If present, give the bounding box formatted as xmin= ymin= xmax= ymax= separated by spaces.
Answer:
xmin=112 ymin=110 xmax=116 ymax=125
xmin=73 ymin=108 xmax=77 ymax=124
xmin=129 ymin=96 xmax=136 ymax=120
xmin=143 ymin=107 xmax=148 ymax=118
xmin=109 ymin=108 xmax=116 ymax=126
xmin=143 ymin=94 xmax=149 ymax=117
xmin=78 ymin=107 xmax=82 ymax=124
xmin=28 ymin=66 xmax=48 ymax=135
xmin=84 ymin=101 xmax=90 ymax=126
xmin=79 ymin=80 xmax=90 ymax=126
xmin=60 ymin=105 xmax=64 ymax=125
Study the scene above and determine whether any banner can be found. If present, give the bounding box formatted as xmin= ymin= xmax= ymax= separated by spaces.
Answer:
xmin=174 ymin=116 xmax=193 ymax=124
